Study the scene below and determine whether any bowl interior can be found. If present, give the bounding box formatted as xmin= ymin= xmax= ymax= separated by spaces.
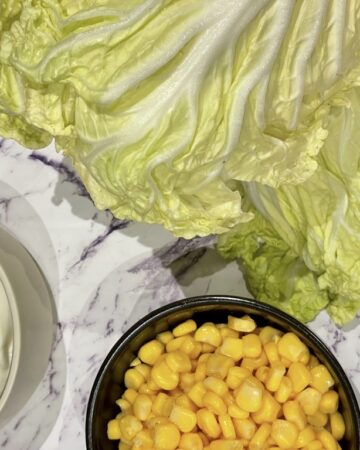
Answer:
xmin=87 ymin=296 xmax=360 ymax=450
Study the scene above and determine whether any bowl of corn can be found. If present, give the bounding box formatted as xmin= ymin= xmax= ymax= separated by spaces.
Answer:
xmin=86 ymin=295 xmax=360 ymax=450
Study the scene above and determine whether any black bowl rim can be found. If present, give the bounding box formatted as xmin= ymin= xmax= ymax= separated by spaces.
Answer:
xmin=86 ymin=295 xmax=360 ymax=448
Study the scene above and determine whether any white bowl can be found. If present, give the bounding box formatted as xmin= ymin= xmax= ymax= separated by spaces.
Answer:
xmin=0 ymin=226 xmax=55 ymax=427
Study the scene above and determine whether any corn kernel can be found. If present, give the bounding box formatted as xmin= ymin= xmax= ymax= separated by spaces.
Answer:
xmin=116 ymin=398 xmax=131 ymax=411
xmin=176 ymin=394 xmax=197 ymax=412
xmin=271 ymin=419 xmax=299 ymax=449
xmin=330 ymin=412 xmax=345 ymax=441
xmin=295 ymin=426 xmax=316 ymax=448
xmin=310 ymin=365 xmax=335 ymax=394
xmin=255 ymin=365 xmax=270 ymax=383
xmin=181 ymin=336 xmax=197 ymax=355
xmin=166 ymin=336 xmax=186 ymax=353
xmin=283 ymin=400 xmax=307 ymax=431
xmin=209 ymin=439 xmax=244 ymax=450
xmin=123 ymin=388 xmax=138 ymax=404
xmin=266 ymin=362 xmax=286 ymax=392
xmin=166 ymin=351 xmax=192 ymax=373
xmin=296 ymin=387 xmax=322 ymax=415
xmin=138 ymin=340 xmax=164 ymax=365
xmin=151 ymin=360 xmax=179 ymax=390
xmin=317 ymin=429 xmax=338 ymax=450
xmin=252 ymin=391 xmax=281 ymax=424
xmin=259 ymin=327 xmax=283 ymax=344
xmin=307 ymin=410 xmax=328 ymax=428
xmin=152 ymin=392 xmax=174 ymax=417
xmin=154 ymin=422 xmax=180 ymax=450
xmin=179 ymin=432 xmax=204 ymax=450
xmin=228 ymin=315 xmax=256 ymax=333
xmin=206 ymin=354 xmax=234 ymax=379
xmin=203 ymin=377 xmax=228 ymax=397
xmin=118 ymin=415 xmax=143 ymax=441
xmin=233 ymin=418 xmax=256 ymax=440
xmin=203 ymin=391 xmax=227 ymax=416
xmin=235 ymin=376 xmax=264 ymax=413
xmin=157 ymin=331 xmax=174 ymax=345
xmin=173 ymin=320 xmax=197 ymax=337
xmin=132 ymin=429 xmax=153 ymax=448
xmin=249 ymin=423 xmax=272 ymax=449
xmin=195 ymin=362 xmax=207 ymax=382
xmin=241 ymin=351 xmax=269 ymax=372
xmin=180 ymin=373 xmax=196 ymax=392
xmin=228 ymin=404 xmax=249 ymax=419
xmin=264 ymin=341 xmax=280 ymax=364
xmin=305 ymin=440 xmax=323 ymax=450
xmin=188 ymin=382 xmax=207 ymax=408
xmin=134 ymin=363 xmax=151 ymax=380
xmin=218 ymin=326 xmax=239 ymax=340
xmin=319 ymin=390 xmax=339 ymax=414
xmin=274 ymin=376 xmax=293 ymax=404
xmin=288 ymin=362 xmax=311 ymax=393
xmin=197 ymin=408 xmax=221 ymax=439
xmin=218 ymin=414 xmax=236 ymax=439
xmin=226 ymin=367 xmax=252 ymax=389
xmin=133 ymin=394 xmax=152 ymax=421
xmin=242 ymin=334 xmax=262 ymax=358
xmin=220 ymin=337 xmax=243 ymax=361
xmin=130 ymin=357 xmax=141 ymax=367
xmin=195 ymin=323 xmax=222 ymax=347
xmin=124 ymin=368 xmax=144 ymax=390
xmin=170 ymin=404 xmax=197 ymax=432
xmin=107 ymin=419 xmax=122 ymax=440
xmin=277 ymin=333 xmax=308 ymax=363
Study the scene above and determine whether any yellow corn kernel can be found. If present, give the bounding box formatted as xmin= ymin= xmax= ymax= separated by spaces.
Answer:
xmin=242 ymin=334 xmax=262 ymax=358
xmin=173 ymin=319 xmax=197 ymax=337
xmin=283 ymin=400 xmax=307 ymax=431
xmin=296 ymin=387 xmax=322 ymax=416
xmin=295 ymin=426 xmax=316 ymax=448
xmin=116 ymin=398 xmax=131 ymax=411
xmin=176 ymin=394 xmax=197 ymax=412
xmin=280 ymin=357 xmax=292 ymax=369
xmin=151 ymin=360 xmax=179 ymax=390
xmin=271 ymin=419 xmax=299 ymax=449
xmin=233 ymin=418 xmax=256 ymax=440
xmin=252 ymin=390 xmax=281 ymax=424
xmin=210 ymin=439 xmax=244 ymax=450
xmin=219 ymin=326 xmax=239 ymax=340
xmin=195 ymin=323 xmax=222 ymax=347
xmin=277 ymin=333 xmax=308 ymax=363
xmin=169 ymin=387 xmax=182 ymax=398
xmin=133 ymin=394 xmax=152 ymax=421
xmin=228 ymin=315 xmax=256 ymax=333
xmin=180 ymin=372 xmax=196 ymax=392
xmin=317 ymin=429 xmax=338 ymax=450
xmin=259 ymin=326 xmax=283 ymax=344
xmin=226 ymin=367 xmax=252 ymax=389
xmin=123 ymin=388 xmax=138 ymax=404
xmin=330 ymin=412 xmax=345 ymax=441
xmin=195 ymin=362 xmax=207 ymax=382
xmin=157 ymin=331 xmax=174 ymax=345
xmin=310 ymin=365 xmax=335 ymax=394
xmin=179 ymin=432 xmax=204 ymax=450
xmin=274 ymin=376 xmax=293 ymax=404
xmin=304 ymin=440 xmax=323 ymax=450
xmin=132 ymin=429 xmax=153 ymax=449
xmin=202 ymin=343 xmax=217 ymax=353
xmin=241 ymin=351 xmax=269 ymax=372
xmin=180 ymin=336 xmax=197 ymax=354
xmin=170 ymin=404 xmax=197 ymax=432
xmin=188 ymin=382 xmax=207 ymax=408
xmin=228 ymin=404 xmax=249 ymax=419
xmin=288 ymin=362 xmax=311 ymax=393
xmin=203 ymin=377 xmax=228 ymax=397
xmin=138 ymin=383 xmax=157 ymax=395
xmin=249 ymin=423 xmax=272 ymax=449
xmin=308 ymin=355 xmax=320 ymax=369
xmin=134 ymin=363 xmax=151 ymax=380
xmin=206 ymin=354 xmax=234 ymax=379
xmin=264 ymin=341 xmax=280 ymax=364
xmin=235 ymin=376 xmax=264 ymax=413
xmin=319 ymin=390 xmax=339 ymax=414
xmin=130 ymin=357 xmax=141 ymax=367
xmin=199 ymin=353 xmax=211 ymax=363
xmin=218 ymin=414 xmax=236 ymax=439
xmin=107 ymin=419 xmax=122 ymax=440
xmin=203 ymin=391 xmax=227 ymax=416
xmin=189 ymin=341 xmax=202 ymax=359
xmin=138 ymin=339 xmax=164 ymax=365
xmin=266 ymin=362 xmax=286 ymax=392
xmin=255 ymin=365 xmax=270 ymax=383
xmin=152 ymin=392 xmax=174 ymax=417
xmin=165 ymin=351 xmax=192 ymax=373
xmin=219 ymin=337 xmax=243 ymax=361
xmin=224 ymin=391 xmax=235 ymax=406
xmin=118 ymin=415 xmax=143 ymax=441
xmin=154 ymin=422 xmax=180 ymax=450
xmin=197 ymin=408 xmax=221 ymax=439
xmin=307 ymin=410 xmax=328 ymax=428
xmin=166 ymin=336 xmax=186 ymax=353
xmin=299 ymin=349 xmax=310 ymax=366
xmin=124 ymin=368 xmax=144 ymax=390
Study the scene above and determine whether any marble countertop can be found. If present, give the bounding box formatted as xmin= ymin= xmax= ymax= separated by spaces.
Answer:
xmin=0 ymin=138 xmax=359 ymax=450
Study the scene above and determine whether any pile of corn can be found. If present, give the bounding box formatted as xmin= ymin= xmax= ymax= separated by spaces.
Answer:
xmin=107 ymin=315 xmax=345 ymax=449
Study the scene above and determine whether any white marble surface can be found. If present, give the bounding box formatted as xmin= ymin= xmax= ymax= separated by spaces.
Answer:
xmin=0 ymin=138 xmax=359 ymax=449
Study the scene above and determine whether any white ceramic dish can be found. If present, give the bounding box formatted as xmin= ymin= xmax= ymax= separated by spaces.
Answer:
xmin=0 ymin=226 xmax=55 ymax=428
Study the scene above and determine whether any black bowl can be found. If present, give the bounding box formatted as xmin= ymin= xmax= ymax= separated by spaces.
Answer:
xmin=86 ymin=295 xmax=360 ymax=450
